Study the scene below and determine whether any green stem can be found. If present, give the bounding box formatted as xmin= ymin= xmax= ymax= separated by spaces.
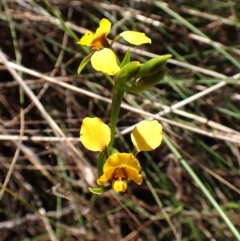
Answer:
xmin=97 ymin=76 xmax=124 ymax=177
xmin=109 ymin=84 xmax=125 ymax=147
xmin=97 ymin=80 xmax=124 ymax=177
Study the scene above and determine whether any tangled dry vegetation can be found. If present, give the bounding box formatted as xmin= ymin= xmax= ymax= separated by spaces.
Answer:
xmin=0 ymin=1 xmax=240 ymax=241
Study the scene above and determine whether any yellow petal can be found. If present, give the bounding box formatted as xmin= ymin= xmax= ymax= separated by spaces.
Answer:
xmin=94 ymin=18 xmax=111 ymax=38
xmin=91 ymin=49 xmax=120 ymax=75
xmin=80 ymin=117 xmax=110 ymax=152
xmin=104 ymin=153 xmax=140 ymax=170
xmin=120 ymin=31 xmax=151 ymax=45
xmin=112 ymin=180 xmax=128 ymax=192
xmin=125 ymin=169 xmax=143 ymax=185
xmin=131 ymin=120 xmax=162 ymax=152
xmin=77 ymin=31 xmax=94 ymax=46
xmin=97 ymin=167 xmax=114 ymax=185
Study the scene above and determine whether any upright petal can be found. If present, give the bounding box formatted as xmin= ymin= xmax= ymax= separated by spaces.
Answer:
xmin=80 ymin=117 xmax=111 ymax=152
xmin=90 ymin=19 xmax=111 ymax=50
xmin=91 ymin=48 xmax=120 ymax=75
xmin=120 ymin=31 xmax=151 ymax=45
xmin=77 ymin=31 xmax=94 ymax=46
xmin=131 ymin=120 xmax=162 ymax=152
xmin=94 ymin=18 xmax=111 ymax=38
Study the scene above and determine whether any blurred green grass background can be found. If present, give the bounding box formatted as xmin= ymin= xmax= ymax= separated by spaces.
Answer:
xmin=0 ymin=0 xmax=240 ymax=240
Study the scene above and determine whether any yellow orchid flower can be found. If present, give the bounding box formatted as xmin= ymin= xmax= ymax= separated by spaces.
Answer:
xmin=80 ymin=117 xmax=162 ymax=192
xmin=77 ymin=18 xmax=151 ymax=75
xmin=97 ymin=153 xmax=143 ymax=192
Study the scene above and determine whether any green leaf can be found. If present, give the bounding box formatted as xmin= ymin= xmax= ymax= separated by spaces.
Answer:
xmin=77 ymin=52 xmax=93 ymax=75
xmin=88 ymin=187 xmax=104 ymax=195
xmin=120 ymin=49 xmax=131 ymax=67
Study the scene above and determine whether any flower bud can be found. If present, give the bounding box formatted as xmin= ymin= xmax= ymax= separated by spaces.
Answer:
xmin=128 ymin=67 xmax=167 ymax=93
xmin=135 ymin=54 xmax=171 ymax=78
xmin=116 ymin=61 xmax=141 ymax=82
